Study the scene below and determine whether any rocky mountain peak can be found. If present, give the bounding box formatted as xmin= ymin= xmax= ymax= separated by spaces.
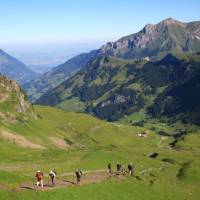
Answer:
xmin=98 ymin=18 xmax=200 ymax=60
xmin=159 ymin=17 xmax=186 ymax=27
xmin=143 ymin=23 xmax=154 ymax=33
xmin=163 ymin=17 xmax=179 ymax=23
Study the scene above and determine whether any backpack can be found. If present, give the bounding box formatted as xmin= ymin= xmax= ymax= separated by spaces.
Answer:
xmin=53 ymin=170 xmax=57 ymax=175
xmin=37 ymin=172 xmax=43 ymax=181
xmin=79 ymin=170 xmax=83 ymax=175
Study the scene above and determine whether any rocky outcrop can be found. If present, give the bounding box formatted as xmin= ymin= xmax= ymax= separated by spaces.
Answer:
xmin=100 ymin=95 xmax=130 ymax=108
xmin=0 ymin=75 xmax=37 ymax=122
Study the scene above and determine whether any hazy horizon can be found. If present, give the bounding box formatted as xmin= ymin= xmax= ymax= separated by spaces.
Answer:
xmin=1 ymin=40 xmax=107 ymax=69
xmin=0 ymin=0 xmax=199 ymax=69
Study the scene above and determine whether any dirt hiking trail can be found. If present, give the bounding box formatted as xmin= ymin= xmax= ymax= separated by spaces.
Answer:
xmin=19 ymin=170 xmax=130 ymax=191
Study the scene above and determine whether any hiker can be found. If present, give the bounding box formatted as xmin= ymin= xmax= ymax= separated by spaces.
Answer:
xmin=128 ymin=163 xmax=134 ymax=176
xmin=116 ymin=163 xmax=124 ymax=174
xmin=121 ymin=165 xmax=125 ymax=174
xmin=116 ymin=163 xmax=121 ymax=172
xmin=75 ymin=169 xmax=83 ymax=184
xmin=35 ymin=170 xmax=44 ymax=190
xmin=107 ymin=163 xmax=112 ymax=174
xmin=143 ymin=130 xmax=149 ymax=137
xmin=49 ymin=170 xmax=56 ymax=186
xmin=137 ymin=130 xmax=149 ymax=138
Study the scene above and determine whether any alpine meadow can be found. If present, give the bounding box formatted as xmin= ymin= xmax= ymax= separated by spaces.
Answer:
xmin=0 ymin=1 xmax=200 ymax=200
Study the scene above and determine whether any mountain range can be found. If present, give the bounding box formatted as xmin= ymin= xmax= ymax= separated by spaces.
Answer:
xmin=24 ymin=18 xmax=200 ymax=103
xmin=0 ymin=49 xmax=39 ymax=84
xmin=1 ymin=18 xmax=199 ymax=128
xmin=99 ymin=18 xmax=200 ymax=59
xmin=33 ymin=18 xmax=200 ymax=127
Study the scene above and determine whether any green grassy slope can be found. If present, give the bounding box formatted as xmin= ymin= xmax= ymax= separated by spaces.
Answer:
xmin=1 ymin=178 xmax=199 ymax=200
xmin=1 ymin=105 xmax=157 ymax=173
xmin=0 ymin=106 xmax=199 ymax=199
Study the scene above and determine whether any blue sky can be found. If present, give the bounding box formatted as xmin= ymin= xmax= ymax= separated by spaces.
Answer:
xmin=0 ymin=0 xmax=200 ymax=45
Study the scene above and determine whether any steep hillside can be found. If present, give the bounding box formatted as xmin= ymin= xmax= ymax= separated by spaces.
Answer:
xmin=22 ymin=50 xmax=98 ymax=102
xmin=0 ymin=49 xmax=39 ymax=84
xmin=0 ymin=75 xmax=37 ymax=124
xmin=24 ymin=18 xmax=200 ymax=102
xmin=36 ymin=53 xmax=200 ymax=127
xmin=148 ymin=64 xmax=200 ymax=124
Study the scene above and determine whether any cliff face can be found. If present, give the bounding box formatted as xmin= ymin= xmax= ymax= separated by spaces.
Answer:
xmin=0 ymin=75 xmax=37 ymax=123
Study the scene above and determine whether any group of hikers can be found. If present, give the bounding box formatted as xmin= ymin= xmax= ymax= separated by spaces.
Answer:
xmin=35 ymin=163 xmax=134 ymax=190
xmin=35 ymin=169 xmax=83 ymax=190
xmin=35 ymin=170 xmax=57 ymax=189
xmin=108 ymin=162 xmax=134 ymax=176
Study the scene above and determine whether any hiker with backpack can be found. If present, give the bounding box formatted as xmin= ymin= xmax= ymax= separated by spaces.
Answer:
xmin=75 ymin=169 xmax=83 ymax=184
xmin=116 ymin=163 xmax=123 ymax=174
xmin=128 ymin=163 xmax=134 ymax=176
xmin=116 ymin=163 xmax=121 ymax=172
xmin=49 ymin=170 xmax=56 ymax=186
xmin=116 ymin=163 xmax=126 ymax=175
xmin=107 ymin=163 xmax=112 ymax=174
xmin=35 ymin=170 xmax=44 ymax=190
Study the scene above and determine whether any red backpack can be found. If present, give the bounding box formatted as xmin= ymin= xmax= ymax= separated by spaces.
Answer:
xmin=36 ymin=172 xmax=43 ymax=181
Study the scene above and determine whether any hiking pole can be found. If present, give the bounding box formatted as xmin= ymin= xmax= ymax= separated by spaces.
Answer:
xmin=32 ymin=177 xmax=36 ymax=191
xmin=32 ymin=177 xmax=34 ymax=186
xmin=48 ymin=177 xmax=50 ymax=187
